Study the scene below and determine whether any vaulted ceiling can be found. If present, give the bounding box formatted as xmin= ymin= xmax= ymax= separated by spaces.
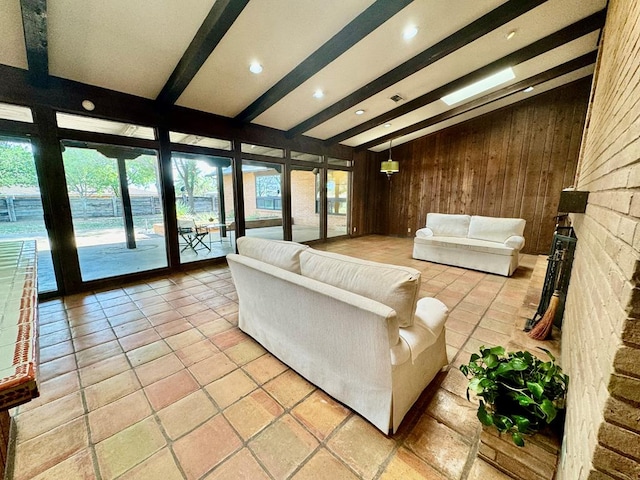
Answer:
xmin=1 ymin=0 xmax=606 ymax=152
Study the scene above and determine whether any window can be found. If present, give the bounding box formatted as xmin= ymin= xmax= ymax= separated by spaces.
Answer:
xmin=169 ymin=132 xmax=232 ymax=150
xmin=255 ymin=174 xmax=281 ymax=210
xmin=56 ymin=113 xmax=155 ymax=140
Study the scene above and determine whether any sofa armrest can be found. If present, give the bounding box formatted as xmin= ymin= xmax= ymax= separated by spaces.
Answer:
xmin=415 ymin=227 xmax=434 ymax=238
xmin=504 ymin=235 xmax=525 ymax=250
xmin=397 ymin=297 xmax=448 ymax=363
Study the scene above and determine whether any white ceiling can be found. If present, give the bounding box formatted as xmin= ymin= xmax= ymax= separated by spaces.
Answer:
xmin=1 ymin=0 xmax=606 ymax=150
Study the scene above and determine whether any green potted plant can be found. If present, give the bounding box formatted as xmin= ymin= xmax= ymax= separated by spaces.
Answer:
xmin=460 ymin=346 xmax=569 ymax=446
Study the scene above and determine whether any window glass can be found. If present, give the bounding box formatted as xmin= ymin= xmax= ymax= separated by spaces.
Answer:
xmin=241 ymin=160 xmax=283 ymax=240
xmin=327 ymin=169 xmax=350 ymax=237
xmin=56 ymin=113 xmax=155 ymax=140
xmin=169 ymin=132 xmax=232 ymax=150
xmin=291 ymin=151 xmax=322 ymax=163
xmin=172 ymin=153 xmax=235 ymax=264
xmin=241 ymin=143 xmax=284 ymax=158
xmin=328 ymin=157 xmax=352 ymax=167
xmin=0 ymin=102 xmax=33 ymax=123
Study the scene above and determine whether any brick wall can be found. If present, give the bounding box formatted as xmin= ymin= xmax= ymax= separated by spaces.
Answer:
xmin=558 ymin=1 xmax=640 ymax=478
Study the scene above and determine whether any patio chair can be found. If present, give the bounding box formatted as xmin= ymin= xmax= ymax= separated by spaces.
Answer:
xmin=178 ymin=219 xmax=210 ymax=254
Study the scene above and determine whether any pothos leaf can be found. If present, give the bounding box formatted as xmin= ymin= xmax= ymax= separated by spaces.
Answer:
xmin=540 ymin=399 xmax=557 ymax=423
xmin=512 ymin=432 xmax=525 ymax=447
xmin=527 ymin=381 xmax=544 ymax=400
xmin=477 ymin=402 xmax=493 ymax=426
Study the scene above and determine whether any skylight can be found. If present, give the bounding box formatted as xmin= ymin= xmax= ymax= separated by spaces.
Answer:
xmin=441 ymin=68 xmax=515 ymax=106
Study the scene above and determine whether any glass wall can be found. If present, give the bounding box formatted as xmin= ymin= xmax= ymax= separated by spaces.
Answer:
xmin=61 ymin=142 xmax=167 ymax=281
xmin=327 ymin=169 xmax=350 ymax=238
xmin=0 ymin=136 xmax=57 ymax=293
xmin=290 ymin=166 xmax=320 ymax=243
xmin=241 ymin=160 xmax=284 ymax=240
xmin=172 ymin=153 xmax=235 ymax=264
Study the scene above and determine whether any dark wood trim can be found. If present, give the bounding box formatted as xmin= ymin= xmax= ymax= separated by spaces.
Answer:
xmin=231 ymin=143 xmax=245 ymax=242
xmin=285 ymin=0 xmax=547 ymax=138
xmin=0 ymin=119 xmax=37 ymax=136
xmin=235 ymin=0 xmax=412 ymax=122
xmin=157 ymin=128 xmax=180 ymax=268
xmin=357 ymin=52 xmax=597 ymax=151
xmin=19 ymin=0 xmax=48 ymax=87
xmin=156 ymin=0 xmax=250 ymax=104
xmin=169 ymin=143 xmax=233 ymax=158
xmin=31 ymin=105 xmax=80 ymax=294
xmin=327 ymin=9 xmax=607 ymax=145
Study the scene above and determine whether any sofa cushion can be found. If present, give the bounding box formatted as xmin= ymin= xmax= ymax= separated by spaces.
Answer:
xmin=468 ymin=216 xmax=526 ymax=243
xmin=299 ymin=249 xmax=420 ymax=327
xmin=237 ymin=237 xmax=309 ymax=273
xmin=426 ymin=213 xmax=471 ymax=237
xmin=413 ymin=236 xmax=516 ymax=256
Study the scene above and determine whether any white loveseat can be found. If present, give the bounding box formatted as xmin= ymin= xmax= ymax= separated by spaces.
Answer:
xmin=413 ymin=213 xmax=526 ymax=276
xmin=227 ymin=237 xmax=449 ymax=434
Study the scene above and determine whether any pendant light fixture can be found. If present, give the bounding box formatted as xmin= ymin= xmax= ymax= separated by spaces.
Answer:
xmin=380 ymin=139 xmax=399 ymax=179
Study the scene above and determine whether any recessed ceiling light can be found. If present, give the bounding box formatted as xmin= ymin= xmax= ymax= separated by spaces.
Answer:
xmin=441 ymin=67 xmax=515 ymax=106
xmin=81 ymin=99 xmax=95 ymax=111
xmin=249 ymin=62 xmax=263 ymax=74
xmin=506 ymin=30 xmax=517 ymax=40
xmin=523 ymin=86 xmax=534 ymax=93
xmin=355 ymin=109 xmax=365 ymax=115
xmin=403 ymin=25 xmax=419 ymax=41
xmin=384 ymin=123 xmax=392 ymax=128
xmin=313 ymin=89 xmax=324 ymax=99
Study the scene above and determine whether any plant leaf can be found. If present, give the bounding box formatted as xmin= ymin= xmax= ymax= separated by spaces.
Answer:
xmin=489 ymin=346 xmax=505 ymax=356
xmin=495 ymin=363 xmax=513 ymax=376
xmin=527 ymin=382 xmax=544 ymax=400
xmin=468 ymin=377 xmax=482 ymax=393
xmin=513 ymin=415 xmax=531 ymax=433
xmin=540 ymin=399 xmax=557 ymax=423
xmin=477 ymin=402 xmax=493 ymax=426
xmin=470 ymin=353 xmax=480 ymax=362
xmin=509 ymin=358 xmax=529 ymax=371
xmin=512 ymin=432 xmax=525 ymax=447
xmin=516 ymin=394 xmax=534 ymax=406
xmin=484 ymin=353 xmax=499 ymax=368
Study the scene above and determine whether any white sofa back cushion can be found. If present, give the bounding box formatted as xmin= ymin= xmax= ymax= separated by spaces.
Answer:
xmin=426 ymin=213 xmax=471 ymax=237
xmin=468 ymin=216 xmax=526 ymax=243
xmin=299 ymin=249 xmax=420 ymax=328
xmin=237 ymin=236 xmax=309 ymax=273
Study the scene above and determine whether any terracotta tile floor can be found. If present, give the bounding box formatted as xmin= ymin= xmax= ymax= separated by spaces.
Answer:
xmin=8 ymin=236 xmax=555 ymax=480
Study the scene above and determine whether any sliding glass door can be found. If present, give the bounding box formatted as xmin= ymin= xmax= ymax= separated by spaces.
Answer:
xmin=241 ymin=160 xmax=284 ymax=240
xmin=61 ymin=142 xmax=167 ymax=281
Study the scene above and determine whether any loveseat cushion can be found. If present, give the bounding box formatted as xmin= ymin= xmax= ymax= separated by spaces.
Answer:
xmin=237 ymin=237 xmax=309 ymax=273
xmin=468 ymin=216 xmax=525 ymax=243
xmin=426 ymin=213 xmax=471 ymax=237
xmin=413 ymin=236 xmax=516 ymax=256
xmin=299 ymin=249 xmax=420 ymax=327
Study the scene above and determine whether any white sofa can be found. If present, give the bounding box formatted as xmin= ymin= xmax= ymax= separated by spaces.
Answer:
xmin=413 ymin=213 xmax=526 ymax=276
xmin=227 ymin=237 xmax=449 ymax=434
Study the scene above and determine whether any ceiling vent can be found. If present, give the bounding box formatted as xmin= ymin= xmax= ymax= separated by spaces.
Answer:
xmin=389 ymin=94 xmax=404 ymax=103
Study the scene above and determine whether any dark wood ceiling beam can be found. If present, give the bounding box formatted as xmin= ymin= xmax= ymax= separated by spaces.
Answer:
xmin=235 ymin=0 xmax=412 ymax=123
xmin=286 ymin=0 xmax=548 ymax=138
xmin=356 ymin=50 xmax=597 ymax=151
xmin=20 ymin=0 xmax=48 ymax=87
xmin=327 ymin=9 xmax=606 ymax=145
xmin=156 ymin=0 xmax=250 ymax=105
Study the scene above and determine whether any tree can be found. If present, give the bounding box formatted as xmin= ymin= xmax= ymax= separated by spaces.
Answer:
xmin=0 ymin=141 xmax=38 ymax=188
xmin=62 ymin=147 xmax=117 ymax=198
xmin=173 ymin=157 xmax=216 ymax=215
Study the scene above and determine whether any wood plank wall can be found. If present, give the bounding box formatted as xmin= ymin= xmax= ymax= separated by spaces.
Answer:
xmin=361 ymin=77 xmax=592 ymax=254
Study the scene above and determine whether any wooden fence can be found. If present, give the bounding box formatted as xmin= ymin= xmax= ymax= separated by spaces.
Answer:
xmin=0 ymin=195 xmax=217 ymax=221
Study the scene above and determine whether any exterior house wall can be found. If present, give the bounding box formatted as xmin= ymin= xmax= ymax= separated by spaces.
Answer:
xmin=558 ymin=1 xmax=640 ymax=478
